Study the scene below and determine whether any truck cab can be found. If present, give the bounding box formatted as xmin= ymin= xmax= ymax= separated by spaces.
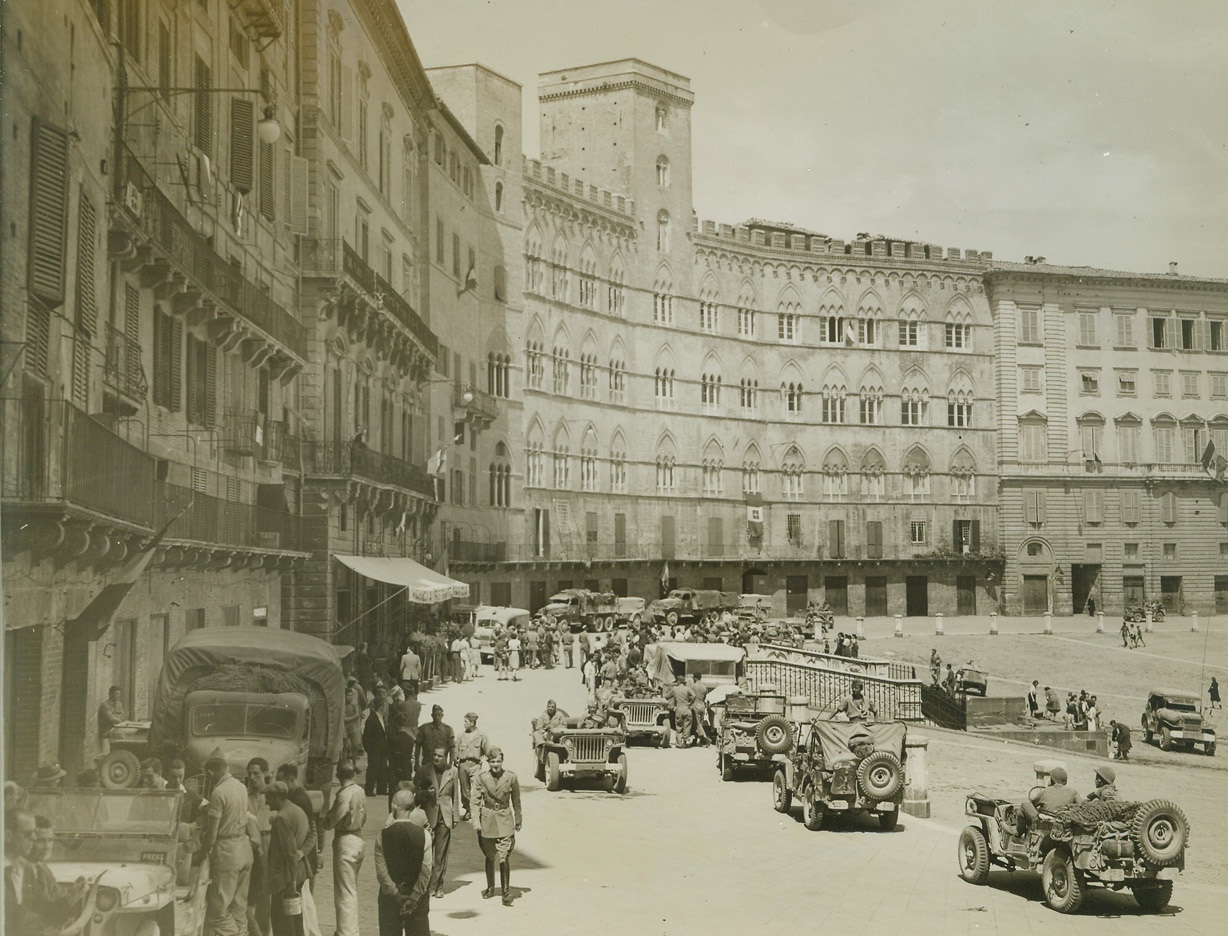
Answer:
xmin=184 ymin=689 xmax=312 ymax=782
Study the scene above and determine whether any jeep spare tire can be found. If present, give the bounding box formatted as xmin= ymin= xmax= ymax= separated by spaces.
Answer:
xmin=99 ymin=750 xmax=141 ymax=789
xmin=856 ymin=750 xmax=904 ymax=800
xmin=755 ymin=714 xmax=795 ymax=754
xmin=1131 ymin=799 xmax=1189 ymax=867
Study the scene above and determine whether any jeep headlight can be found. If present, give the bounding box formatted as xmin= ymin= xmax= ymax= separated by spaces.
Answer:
xmin=563 ymin=739 xmax=573 ymax=755
xmin=95 ymin=887 xmax=121 ymax=913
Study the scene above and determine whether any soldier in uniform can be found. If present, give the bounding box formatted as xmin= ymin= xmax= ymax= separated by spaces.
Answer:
xmin=689 ymin=674 xmax=713 ymax=746
xmin=664 ymin=675 xmax=694 ymax=747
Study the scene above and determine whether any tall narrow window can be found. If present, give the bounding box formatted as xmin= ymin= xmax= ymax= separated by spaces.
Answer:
xmin=194 ymin=56 xmax=213 ymax=157
xmin=493 ymin=124 xmax=504 ymax=165
xmin=656 ymin=155 xmax=670 ymax=187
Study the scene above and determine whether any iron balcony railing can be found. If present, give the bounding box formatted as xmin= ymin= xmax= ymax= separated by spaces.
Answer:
xmin=484 ymin=541 xmax=1002 ymax=564
xmin=455 ymin=383 xmax=499 ymax=424
xmin=450 ymin=540 xmax=506 ymax=563
xmin=300 ymin=238 xmax=438 ymax=358
xmin=127 ymin=158 xmax=305 ymax=359
xmin=302 ymin=440 xmax=435 ymax=498
xmin=2 ymin=400 xmax=301 ymax=551
xmin=103 ymin=323 xmax=148 ymax=405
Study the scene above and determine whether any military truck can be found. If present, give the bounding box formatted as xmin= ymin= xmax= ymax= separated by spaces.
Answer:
xmin=27 ymin=788 xmax=210 ymax=936
xmin=1141 ymin=687 xmax=1216 ymax=755
xmin=647 ymin=588 xmax=739 ymax=627
xmin=100 ymin=628 xmax=345 ymax=811
xmin=541 ymin=588 xmax=622 ymax=631
xmin=957 ymin=762 xmax=1189 ymax=913
xmin=771 ymin=719 xmax=907 ymax=831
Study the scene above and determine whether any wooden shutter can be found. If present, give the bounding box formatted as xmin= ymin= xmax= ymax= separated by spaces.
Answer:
xmin=230 ymin=98 xmax=254 ymax=194
xmin=72 ymin=336 xmax=89 ymax=407
xmin=1217 ymin=492 xmax=1228 ymax=525
xmin=289 ymin=156 xmax=308 ymax=234
xmin=124 ymin=282 xmax=141 ymax=393
xmin=971 ymin=520 xmax=981 ymax=553
xmin=1122 ymin=490 xmax=1139 ymax=525
xmin=340 ymin=65 xmax=354 ymax=142
xmin=158 ymin=21 xmax=171 ymax=99
xmin=867 ymin=521 xmax=882 ymax=558
xmin=25 ymin=301 xmax=51 ymax=377
xmin=1025 ymin=490 xmax=1040 ymax=525
xmin=153 ymin=310 xmax=170 ymax=408
xmin=27 ymin=117 xmax=70 ymax=307
xmin=204 ymin=342 xmax=217 ymax=426
xmin=258 ymin=140 xmax=274 ymax=220
xmin=75 ymin=192 xmax=98 ymax=335
xmin=1160 ymin=491 xmax=1177 ymax=524
xmin=1084 ymin=490 xmax=1104 ymax=524
xmin=170 ymin=318 xmax=182 ymax=411
xmin=829 ymin=519 xmax=844 ymax=558
xmin=194 ymin=56 xmax=212 ymax=156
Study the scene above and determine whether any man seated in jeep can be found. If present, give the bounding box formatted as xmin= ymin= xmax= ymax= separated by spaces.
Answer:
xmin=578 ymin=702 xmax=607 ymax=729
xmin=832 ymin=681 xmax=877 ymax=722
xmin=1084 ymin=765 xmax=1119 ymax=802
xmin=1021 ymin=765 xmax=1079 ymax=826
xmin=533 ymin=700 xmax=568 ymax=746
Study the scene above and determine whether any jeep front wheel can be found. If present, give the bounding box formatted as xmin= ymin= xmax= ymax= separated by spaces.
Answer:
xmin=772 ymin=770 xmax=792 ymax=814
xmin=1130 ymin=880 xmax=1174 ymax=913
xmin=803 ymin=796 xmax=825 ymax=832
xmin=957 ymin=826 xmax=990 ymax=884
xmin=613 ymin=754 xmax=628 ymax=794
xmin=98 ymin=751 xmax=141 ymax=790
xmin=545 ymin=752 xmax=562 ymax=792
xmin=1041 ymin=848 xmax=1084 ymax=914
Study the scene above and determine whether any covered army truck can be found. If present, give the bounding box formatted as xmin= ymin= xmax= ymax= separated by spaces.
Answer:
xmin=541 ymin=589 xmax=622 ymax=631
xmin=137 ymin=628 xmax=346 ymax=807
xmin=648 ymin=588 xmax=740 ymax=627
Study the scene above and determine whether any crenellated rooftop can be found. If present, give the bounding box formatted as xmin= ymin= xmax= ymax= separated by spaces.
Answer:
xmin=522 ymin=156 xmax=636 ymax=219
xmin=694 ymin=216 xmax=992 ymax=264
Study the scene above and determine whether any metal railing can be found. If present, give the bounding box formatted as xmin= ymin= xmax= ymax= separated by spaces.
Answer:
xmin=455 ymin=383 xmax=499 ymax=423
xmin=155 ymin=481 xmax=302 ymax=550
xmin=302 ymin=440 xmax=435 ymax=498
xmin=223 ymin=409 xmax=261 ymax=456
xmin=300 ymin=239 xmax=438 ymax=358
xmin=920 ymin=683 xmax=967 ymax=730
xmin=758 ymin=644 xmax=917 ymax=682
xmin=103 ymin=323 xmax=148 ymax=404
xmin=451 ymin=540 xmax=506 ymax=563
xmin=486 ymin=541 xmax=1001 ymax=563
xmin=132 ymin=163 xmax=305 ymax=358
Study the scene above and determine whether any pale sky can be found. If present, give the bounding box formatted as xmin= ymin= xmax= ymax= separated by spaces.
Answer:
xmin=402 ymin=0 xmax=1228 ymax=278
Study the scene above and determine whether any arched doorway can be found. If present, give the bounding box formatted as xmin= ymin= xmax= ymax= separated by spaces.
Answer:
xmin=1018 ymin=538 xmax=1055 ymax=614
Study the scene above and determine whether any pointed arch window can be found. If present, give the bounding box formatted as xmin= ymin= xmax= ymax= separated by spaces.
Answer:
xmin=945 ymin=307 xmax=972 ymax=349
xmin=608 ymin=263 xmax=626 ymax=316
xmin=950 ymin=451 xmax=977 ymax=503
xmin=861 ymin=451 xmax=886 ymax=501
xmin=610 ymin=445 xmax=627 ymax=492
xmin=781 ymin=447 xmax=805 ymax=500
xmin=700 ymin=298 xmax=719 ymax=333
xmin=820 ymin=382 xmax=844 ymax=423
xmin=526 ymin=340 xmax=545 ymax=389
xmin=656 ymin=211 xmax=671 ymax=251
xmin=701 ymin=372 xmax=722 ymax=408
xmin=552 ymin=442 xmax=570 ymax=489
xmin=901 ymin=381 xmax=929 ymax=426
xmin=859 ymin=383 xmax=883 ymax=424
xmin=489 ymin=454 xmax=512 ymax=507
xmin=579 ymin=351 xmax=598 ymax=399
xmin=656 ymin=155 xmax=670 ymax=187
xmin=551 ymin=344 xmax=570 ymax=394
xmin=551 ymin=242 xmax=569 ymax=299
xmin=703 ymin=457 xmax=724 ymax=496
xmin=607 ymin=356 xmax=626 ymax=402
xmin=782 ymin=381 xmax=804 ymax=415
xmin=656 ymin=454 xmax=676 ymax=492
xmin=580 ymin=437 xmax=599 ymax=492
xmin=655 ymin=366 xmax=676 ymax=405
xmin=822 ymin=450 xmax=849 ymax=499
xmin=740 ymin=377 xmax=759 ymax=411
xmin=526 ymin=441 xmax=544 ymax=486
xmin=742 ymin=458 xmax=761 ymax=495
xmin=487 ymin=352 xmax=511 ymax=398
xmin=904 ymin=450 xmax=932 ymax=500
xmin=493 ymin=124 xmax=504 ymax=166
xmin=579 ymin=251 xmax=597 ymax=308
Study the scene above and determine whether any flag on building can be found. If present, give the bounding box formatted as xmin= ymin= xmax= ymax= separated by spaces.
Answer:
xmin=746 ymin=492 xmax=764 ymax=538
xmin=1201 ymin=436 xmax=1216 ymax=471
xmin=659 ymin=562 xmax=671 ymax=591
xmin=427 ymin=447 xmax=447 ymax=477
xmin=845 ymin=319 xmax=856 ymax=346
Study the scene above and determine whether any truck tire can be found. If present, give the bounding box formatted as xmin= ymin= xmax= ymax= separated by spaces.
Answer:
xmin=546 ymin=752 xmax=562 ymax=792
xmin=878 ymin=809 xmax=899 ymax=832
xmin=772 ymin=769 xmax=792 ymax=813
xmin=1131 ymin=799 xmax=1189 ymax=867
xmin=958 ymin=826 xmax=990 ymax=884
xmin=720 ymin=754 xmax=734 ymax=782
xmin=856 ymin=750 xmax=904 ymax=800
xmin=614 ymin=754 xmax=628 ymax=794
xmin=1130 ymin=880 xmax=1174 ymax=913
xmin=755 ymin=715 xmax=794 ymax=755
xmin=659 ymin=725 xmax=672 ymax=749
xmin=1041 ymin=848 xmax=1084 ymax=914
xmin=99 ymin=750 xmax=141 ymax=789
xmin=666 ymin=611 xmax=680 ymax=626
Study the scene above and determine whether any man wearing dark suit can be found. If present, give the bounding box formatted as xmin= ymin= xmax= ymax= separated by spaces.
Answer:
xmin=5 ymin=808 xmax=83 ymax=935
xmin=413 ymin=745 xmax=461 ymax=899
xmin=364 ymin=688 xmax=390 ymax=797
xmin=374 ymin=790 xmax=431 ymax=936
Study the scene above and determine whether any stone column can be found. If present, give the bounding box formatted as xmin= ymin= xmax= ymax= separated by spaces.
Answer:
xmin=989 ymin=612 xmax=998 ymax=635
xmin=1096 ymin=611 xmax=1105 ymax=634
xmin=894 ymin=614 xmax=903 ymax=637
xmin=855 ymin=616 xmax=864 ymax=639
xmin=1145 ymin=609 xmax=1154 ymax=633
xmin=903 ymin=734 xmax=931 ymax=818
xmin=1043 ymin=611 xmax=1053 ymax=635
xmin=1191 ymin=611 xmax=1199 ymax=632
xmin=934 ymin=612 xmax=944 ymax=636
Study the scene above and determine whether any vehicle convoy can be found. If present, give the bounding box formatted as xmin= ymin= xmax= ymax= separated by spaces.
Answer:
xmin=717 ymin=689 xmax=792 ymax=781
xmin=27 ymin=788 xmax=209 ymax=936
xmin=531 ymin=708 xmax=629 ymax=793
xmin=771 ymin=719 xmax=908 ymax=832
xmin=648 ymin=588 xmax=740 ymax=626
xmin=1141 ymin=688 xmax=1216 ymax=755
xmin=101 ymin=628 xmax=346 ymax=810
xmin=957 ymin=763 xmax=1189 ymax=914
xmin=541 ymin=588 xmax=623 ymax=631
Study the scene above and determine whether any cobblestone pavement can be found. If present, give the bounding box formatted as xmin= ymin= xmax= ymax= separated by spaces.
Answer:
xmin=310 ymin=642 xmax=1227 ymax=936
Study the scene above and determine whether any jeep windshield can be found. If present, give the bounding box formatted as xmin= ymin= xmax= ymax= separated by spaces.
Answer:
xmin=25 ymin=791 xmax=179 ymax=837
xmin=190 ymin=703 xmax=300 ymax=739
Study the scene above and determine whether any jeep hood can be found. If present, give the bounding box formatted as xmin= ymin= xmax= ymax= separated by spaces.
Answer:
xmin=46 ymin=862 xmax=174 ymax=908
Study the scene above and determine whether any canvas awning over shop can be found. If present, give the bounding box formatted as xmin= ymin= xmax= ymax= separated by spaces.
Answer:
xmin=334 ymin=555 xmax=470 ymax=604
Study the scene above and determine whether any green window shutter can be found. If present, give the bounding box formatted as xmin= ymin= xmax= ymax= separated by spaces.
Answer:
xmin=230 ymin=98 xmax=254 ymax=194
xmin=27 ymin=117 xmax=70 ymax=307
xmin=76 ymin=192 xmax=98 ymax=335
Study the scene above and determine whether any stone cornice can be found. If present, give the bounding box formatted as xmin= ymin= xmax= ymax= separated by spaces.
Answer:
xmin=354 ymin=0 xmax=437 ymax=114
xmin=540 ymin=79 xmax=693 ymax=108
xmin=523 ymin=178 xmax=639 ymax=241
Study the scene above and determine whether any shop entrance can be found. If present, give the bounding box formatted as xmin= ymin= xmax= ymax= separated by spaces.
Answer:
xmin=906 ymin=576 xmax=928 ymax=616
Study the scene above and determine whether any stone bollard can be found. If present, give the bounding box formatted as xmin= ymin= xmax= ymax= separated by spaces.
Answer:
xmin=855 ymin=616 xmax=865 ymax=639
xmin=1191 ymin=611 xmax=1199 ymax=633
xmin=894 ymin=614 xmax=904 ymax=637
xmin=1145 ymin=610 xmax=1153 ymax=633
xmin=989 ymin=612 xmax=998 ymax=635
xmin=935 ymin=613 xmax=944 ymax=636
xmin=903 ymin=734 xmax=931 ymax=818
xmin=1097 ymin=611 xmax=1105 ymax=634
xmin=1043 ymin=611 xmax=1053 ymax=635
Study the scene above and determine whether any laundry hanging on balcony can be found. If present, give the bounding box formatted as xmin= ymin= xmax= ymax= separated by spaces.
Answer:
xmin=334 ymin=555 xmax=469 ymax=604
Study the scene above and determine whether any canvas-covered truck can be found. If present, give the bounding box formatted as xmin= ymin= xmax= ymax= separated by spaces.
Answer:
xmin=648 ymin=588 xmax=740 ymax=627
xmin=541 ymin=589 xmax=622 ymax=631
xmin=101 ymin=628 xmax=345 ymax=811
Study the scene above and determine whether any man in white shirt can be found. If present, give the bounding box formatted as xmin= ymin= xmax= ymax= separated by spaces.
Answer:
xmin=400 ymin=646 xmax=422 ymax=695
xmin=322 ymin=761 xmax=366 ymax=936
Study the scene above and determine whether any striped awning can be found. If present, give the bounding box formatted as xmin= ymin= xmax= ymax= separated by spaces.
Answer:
xmin=334 ymin=555 xmax=469 ymax=604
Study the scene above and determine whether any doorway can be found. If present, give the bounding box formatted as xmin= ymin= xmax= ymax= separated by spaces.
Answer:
xmin=1160 ymin=576 xmax=1183 ymax=613
xmin=956 ymin=575 xmax=977 ymax=616
xmin=529 ymin=580 xmax=547 ymax=613
xmin=824 ymin=576 xmax=848 ymax=615
xmin=1071 ymin=564 xmax=1101 ymax=615
xmin=906 ymin=576 xmax=928 ymax=616
xmin=865 ymin=576 xmax=888 ymax=616
xmin=1123 ymin=576 xmax=1145 ymax=607
xmin=742 ymin=568 xmax=767 ymax=595
xmin=1022 ymin=575 xmax=1049 ymax=613
xmin=786 ymin=575 xmax=809 ymax=616
xmin=1215 ymin=576 xmax=1228 ymax=614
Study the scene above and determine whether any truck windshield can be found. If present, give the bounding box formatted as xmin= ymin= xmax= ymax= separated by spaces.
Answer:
xmin=25 ymin=791 xmax=178 ymax=836
xmin=1162 ymin=698 xmax=1199 ymax=712
xmin=190 ymin=703 xmax=300 ymax=739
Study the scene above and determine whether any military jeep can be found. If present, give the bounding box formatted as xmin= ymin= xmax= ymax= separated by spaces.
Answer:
xmin=717 ymin=690 xmax=792 ymax=781
xmin=26 ymin=788 xmax=210 ymax=936
xmin=957 ymin=766 xmax=1188 ymax=913
xmin=1141 ymin=687 xmax=1215 ymax=755
xmin=771 ymin=720 xmax=907 ymax=831
xmin=532 ymin=711 xmax=629 ymax=793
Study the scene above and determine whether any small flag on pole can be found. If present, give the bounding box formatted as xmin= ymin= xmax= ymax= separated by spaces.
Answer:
xmin=1201 ymin=437 xmax=1216 ymax=471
